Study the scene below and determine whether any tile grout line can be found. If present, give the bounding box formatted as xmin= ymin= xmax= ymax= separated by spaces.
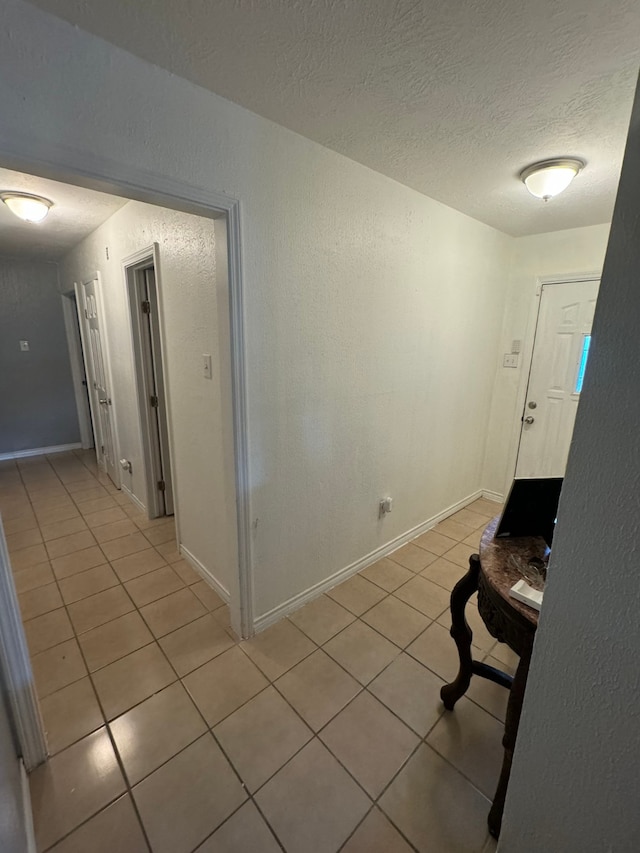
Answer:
xmin=25 ymin=592 xmax=230 ymax=750
xmin=21 ymin=454 xmax=162 ymax=852
xmin=112 ymin=593 xmax=290 ymax=851
xmin=51 ymin=453 xmax=278 ymax=850
xmin=20 ymin=542 xmax=187 ymax=631
xmin=209 ymin=625 xmax=454 ymax=851
xmin=16 ymin=472 xmax=492 ymax=709
xmin=228 ymin=520 xmax=500 ymax=847
xmin=55 ymin=448 xmax=205 ymax=845
xmin=6 ymin=458 xmax=501 ymax=851
xmin=189 ymin=655 xmax=368 ymax=852
xmin=16 ymin=456 xmax=156 ymax=853
xmin=328 ymin=665 xmax=494 ymax=853
xmin=336 ymin=804 xmax=421 ymax=853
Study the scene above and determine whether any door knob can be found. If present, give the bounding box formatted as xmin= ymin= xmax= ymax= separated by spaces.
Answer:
xmin=523 ymin=415 xmax=535 ymax=425
xmin=99 ymin=398 xmax=108 ymax=405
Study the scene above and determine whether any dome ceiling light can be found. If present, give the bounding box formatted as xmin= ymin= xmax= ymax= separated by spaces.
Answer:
xmin=520 ymin=159 xmax=585 ymax=202
xmin=1 ymin=192 xmax=53 ymax=223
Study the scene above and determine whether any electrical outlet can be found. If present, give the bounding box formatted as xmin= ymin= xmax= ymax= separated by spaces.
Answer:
xmin=379 ymin=497 xmax=393 ymax=517
xmin=503 ymin=353 xmax=519 ymax=368
xmin=19 ymin=340 xmax=29 ymax=351
xmin=202 ymin=354 xmax=212 ymax=379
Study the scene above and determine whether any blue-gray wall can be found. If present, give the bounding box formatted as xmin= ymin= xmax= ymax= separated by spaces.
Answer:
xmin=0 ymin=257 xmax=80 ymax=453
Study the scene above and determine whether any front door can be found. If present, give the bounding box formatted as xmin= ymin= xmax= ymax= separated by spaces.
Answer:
xmin=515 ymin=279 xmax=600 ymax=478
xmin=81 ymin=278 xmax=118 ymax=486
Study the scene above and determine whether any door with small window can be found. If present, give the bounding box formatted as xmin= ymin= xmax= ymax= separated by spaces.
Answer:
xmin=515 ymin=279 xmax=600 ymax=478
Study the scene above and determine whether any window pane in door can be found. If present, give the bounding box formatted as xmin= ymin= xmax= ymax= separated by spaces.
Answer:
xmin=575 ymin=335 xmax=591 ymax=394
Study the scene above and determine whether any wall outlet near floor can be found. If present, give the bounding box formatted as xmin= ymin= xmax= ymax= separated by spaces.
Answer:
xmin=202 ymin=354 xmax=212 ymax=379
xmin=379 ymin=496 xmax=393 ymax=517
xmin=503 ymin=353 xmax=519 ymax=368
xmin=19 ymin=340 xmax=29 ymax=351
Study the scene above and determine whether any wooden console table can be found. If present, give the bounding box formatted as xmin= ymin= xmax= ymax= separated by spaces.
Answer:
xmin=440 ymin=517 xmax=544 ymax=837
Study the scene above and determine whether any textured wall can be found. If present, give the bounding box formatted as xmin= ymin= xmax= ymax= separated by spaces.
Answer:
xmin=499 ymin=76 xmax=640 ymax=852
xmin=0 ymin=167 xmax=126 ymax=260
xmin=25 ymin=0 xmax=640 ymax=236
xmin=0 ymin=256 xmax=80 ymax=453
xmin=0 ymin=1 xmax=512 ymax=623
xmin=482 ymin=224 xmax=611 ymax=497
xmin=59 ymin=204 xmax=238 ymax=597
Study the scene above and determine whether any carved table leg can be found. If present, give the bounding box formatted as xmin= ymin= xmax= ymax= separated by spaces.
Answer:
xmin=487 ymin=638 xmax=534 ymax=838
xmin=440 ymin=554 xmax=480 ymax=710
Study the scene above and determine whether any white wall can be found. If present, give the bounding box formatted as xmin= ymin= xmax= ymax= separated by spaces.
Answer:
xmin=482 ymin=223 xmax=610 ymax=497
xmin=59 ymin=203 xmax=238 ymax=597
xmin=0 ymin=0 xmax=515 ymax=627
xmin=499 ymin=76 xmax=640 ymax=852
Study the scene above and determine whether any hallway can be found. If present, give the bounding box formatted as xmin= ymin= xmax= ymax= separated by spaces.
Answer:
xmin=2 ymin=450 xmax=507 ymax=852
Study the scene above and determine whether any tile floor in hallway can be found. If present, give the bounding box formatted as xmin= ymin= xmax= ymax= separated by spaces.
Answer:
xmin=0 ymin=449 xmax=516 ymax=853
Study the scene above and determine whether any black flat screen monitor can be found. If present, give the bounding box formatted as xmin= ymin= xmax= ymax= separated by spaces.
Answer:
xmin=495 ymin=477 xmax=563 ymax=546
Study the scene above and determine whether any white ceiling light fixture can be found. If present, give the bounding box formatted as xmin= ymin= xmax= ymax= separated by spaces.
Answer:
xmin=520 ymin=159 xmax=585 ymax=202
xmin=1 ymin=192 xmax=53 ymax=223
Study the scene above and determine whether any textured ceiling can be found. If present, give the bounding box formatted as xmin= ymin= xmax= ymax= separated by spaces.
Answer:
xmin=0 ymin=168 xmax=126 ymax=260
xmin=26 ymin=0 xmax=640 ymax=236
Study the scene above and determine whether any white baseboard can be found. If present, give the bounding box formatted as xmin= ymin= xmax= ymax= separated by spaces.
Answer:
xmin=253 ymin=489 xmax=484 ymax=633
xmin=482 ymin=490 xmax=504 ymax=503
xmin=21 ymin=759 xmax=36 ymax=853
xmin=120 ymin=484 xmax=147 ymax=514
xmin=0 ymin=442 xmax=82 ymax=461
xmin=180 ymin=544 xmax=230 ymax=603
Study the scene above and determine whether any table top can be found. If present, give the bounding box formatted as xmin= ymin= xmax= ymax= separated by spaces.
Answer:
xmin=479 ymin=517 xmax=547 ymax=627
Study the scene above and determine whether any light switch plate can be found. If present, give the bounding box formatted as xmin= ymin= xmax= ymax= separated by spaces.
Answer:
xmin=202 ymin=354 xmax=212 ymax=379
xmin=19 ymin=340 xmax=29 ymax=351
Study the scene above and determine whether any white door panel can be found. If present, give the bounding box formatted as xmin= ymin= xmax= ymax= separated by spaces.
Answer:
xmin=139 ymin=265 xmax=174 ymax=516
xmin=81 ymin=278 xmax=118 ymax=486
xmin=516 ymin=280 xmax=600 ymax=478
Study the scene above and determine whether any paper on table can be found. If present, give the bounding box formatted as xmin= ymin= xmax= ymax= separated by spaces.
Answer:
xmin=509 ymin=579 xmax=543 ymax=612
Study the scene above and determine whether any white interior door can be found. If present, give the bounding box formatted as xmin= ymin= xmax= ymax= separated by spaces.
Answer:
xmin=140 ymin=265 xmax=174 ymax=516
xmin=62 ymin=293 xmax=94 ymax=450
xmin=516 ymin=279 xmax=600 ymax=478
xmin=81 ymin=278 xmax=118 ymax=485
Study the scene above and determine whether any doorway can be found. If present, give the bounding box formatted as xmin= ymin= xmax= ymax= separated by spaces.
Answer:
xmin=61 ymin=291 xmax=94 ymax=450
xmin=0 ymin=161 xmax=250 ymax=642
xmin=75 ymin=274 xmax=119 ymax=486
xmin=124 ymin=247 xmax=174 ymax=518
xmin=515 ymin=278 xmax=600 ymax=478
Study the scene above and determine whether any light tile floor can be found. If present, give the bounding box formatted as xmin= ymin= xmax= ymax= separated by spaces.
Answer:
xmin=0 ymin=449 xmax=516 ymax=853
